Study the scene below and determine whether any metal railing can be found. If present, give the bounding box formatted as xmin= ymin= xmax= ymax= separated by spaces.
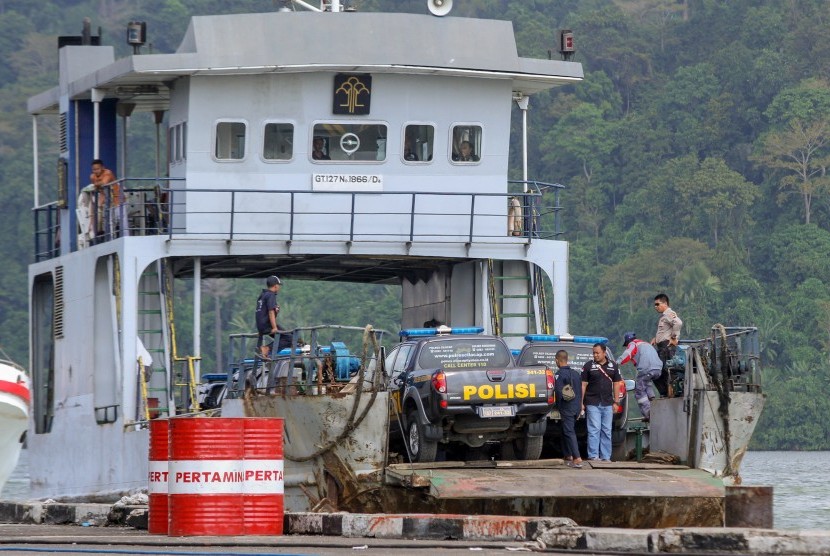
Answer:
xmin=32 ymin=178 xmax=566 ymax=259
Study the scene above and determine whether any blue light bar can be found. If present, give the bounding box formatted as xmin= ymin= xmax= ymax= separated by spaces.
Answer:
xmin=524 ymin=334 xmax=608 ymax=344
xmin=525 ymin=334 xmax=560 ymax=342
xmin=450 ymin=327 xmax=484 ymax=335
xmin=573 ymin=336 xmax=609 ymax=344
xmin=399 ymin=328 xmax=437 ymax=338
xmin=400 ymin=326 xmax=485 ymax=339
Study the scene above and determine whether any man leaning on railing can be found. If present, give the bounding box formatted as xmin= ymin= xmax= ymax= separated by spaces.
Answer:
xmin=87 ymin=159 xmax=124 ymax=241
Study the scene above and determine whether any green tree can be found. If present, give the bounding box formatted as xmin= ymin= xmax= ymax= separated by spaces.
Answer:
xmin=760 ymin=224 xmax=830 ymax=291
xmin=753 ymin=119 xmax=830 ymax=225
xmin=752 ymin=80 xmax=830 ymax=224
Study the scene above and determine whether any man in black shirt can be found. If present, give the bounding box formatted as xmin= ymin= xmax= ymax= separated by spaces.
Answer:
xmin=255 ymin=275 xmax=282 ymax=358
xmin=555 ymin=350 xmax=583 ymax=468
xmin=581 ymin=343 xmax=623 ymax=462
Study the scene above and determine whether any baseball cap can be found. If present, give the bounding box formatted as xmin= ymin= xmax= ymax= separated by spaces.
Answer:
xmin=623 ymin=332 xmax=636 ymax=346
xmin=266 ymin=275 xmax=281 ymax=287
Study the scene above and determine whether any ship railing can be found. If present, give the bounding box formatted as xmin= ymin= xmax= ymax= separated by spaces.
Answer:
xmin=32 ymin=178 xmax=566 ymax=258
xmin=161 ymin=183 xmax=564 ymax=245
xmin=216 ymin=325 xmax=390 ymax=401
xmin=86 ymin=177 xmax=171 ymax=244
xmin=508 ymin=180 xmax=565 ymax=239
xmin=680 ymin=325 xmax=762 ymax=393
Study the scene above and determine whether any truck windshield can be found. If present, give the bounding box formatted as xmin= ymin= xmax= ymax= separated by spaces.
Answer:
xmin=519 ymin=345 xmax=595 ymax=368
xmin=417 ymin=338 xmax=512 ymax=369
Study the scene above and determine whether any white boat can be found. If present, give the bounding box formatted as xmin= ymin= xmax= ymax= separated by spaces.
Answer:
xmin=0 ymin=360 xmax=29 ymax=494
xmin=24 ymin=1 xmax=763 ymax=523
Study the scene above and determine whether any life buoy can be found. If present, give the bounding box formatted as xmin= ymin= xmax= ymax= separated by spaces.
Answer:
xmin=76 ymin=188 xmax=95 ymax=249
xmin=507 ymin=196 xmax=523 ymax=236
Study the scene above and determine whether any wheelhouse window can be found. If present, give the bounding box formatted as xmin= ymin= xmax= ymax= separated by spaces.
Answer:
xmin=312 ymin=122 xmax=387 ymax=162
xmin=451 ymin=125 xmax=482 ymax=163
xmin=215 ymin=121 xmax=246 ymax=160
xmin=263 ymin=122 xmax=294 ymax=161
xmin=403 ymin=124 xmax=434 ymax=163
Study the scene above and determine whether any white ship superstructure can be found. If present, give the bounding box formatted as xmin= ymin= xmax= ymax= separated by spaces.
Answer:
xmin=27 ymin=8 xmax=582 ymax=498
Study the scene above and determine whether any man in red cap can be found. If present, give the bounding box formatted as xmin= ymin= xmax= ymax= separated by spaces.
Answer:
xmin=617 ymin=332 xmax=663 ymax=421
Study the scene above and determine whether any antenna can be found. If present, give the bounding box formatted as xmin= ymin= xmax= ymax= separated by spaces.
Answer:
xmin=427 ymin=0 xmax=453 ymax=17
xmin=558 ymin=29 xmax=575 ymax=61
xmin=127 ymin=21 xmax=147 ymax=54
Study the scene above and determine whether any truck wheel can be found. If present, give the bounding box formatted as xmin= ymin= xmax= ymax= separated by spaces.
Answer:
xmin=513 ymin=435 xmax=543 ymax=460
xmin=406 ymin=410 xmax=438 ymax=463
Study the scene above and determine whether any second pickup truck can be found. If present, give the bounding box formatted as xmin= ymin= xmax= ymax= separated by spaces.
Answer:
xmin=385 ymin=326 xmax=554 ymax=462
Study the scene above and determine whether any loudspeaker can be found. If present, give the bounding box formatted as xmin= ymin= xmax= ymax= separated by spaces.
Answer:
xmin=427 ymin=0 xmax=453 ymax=17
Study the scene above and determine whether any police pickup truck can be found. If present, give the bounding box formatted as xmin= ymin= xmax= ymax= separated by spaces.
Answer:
xmin=386 ymin=326 xmax=554 ymax=462
xmin=515 ymin=334 xmax=634 ymax=459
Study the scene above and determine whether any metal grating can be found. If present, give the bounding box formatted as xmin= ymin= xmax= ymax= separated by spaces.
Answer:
xmin=54 ymin=266 xmax=64 ymax=339
xmin=59 ymin=113 xmax=67 ymax=153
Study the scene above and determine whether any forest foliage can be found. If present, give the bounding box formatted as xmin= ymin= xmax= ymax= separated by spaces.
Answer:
xmin=1 ymin=0 xmax=829 ymax=449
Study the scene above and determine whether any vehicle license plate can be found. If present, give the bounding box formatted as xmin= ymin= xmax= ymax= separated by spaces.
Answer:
xmin=477 ymin=405 xmax=516 ymax=418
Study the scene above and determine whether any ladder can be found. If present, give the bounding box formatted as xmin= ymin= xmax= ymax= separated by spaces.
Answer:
xmin=137 ymin=260 xmax=174 ymax=418
xmin=488 ymin=260 xmax=543 ymax=340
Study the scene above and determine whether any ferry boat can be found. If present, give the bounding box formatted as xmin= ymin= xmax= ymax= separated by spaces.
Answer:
xmin=0 ymin=360 xmax=29 ymax=494
xmin=26 ymin=1 xmax=764 ymax=526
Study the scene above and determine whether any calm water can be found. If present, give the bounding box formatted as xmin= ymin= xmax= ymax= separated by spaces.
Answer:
xmin=2 ymin=450 xmax=828 ymax=530
xmin=741 ymin=451 xmax=830 ymax=530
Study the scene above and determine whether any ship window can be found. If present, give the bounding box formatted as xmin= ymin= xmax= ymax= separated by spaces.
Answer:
xmin=168 ymin=127 xmax=175 ymax=164
xmin=215 ymin=121 xmax=247 ymax=160
xmin=180 ymin=122 xmax=187 ymax=161
xmin=168 ymin=122 xmax=187 ymax=164
xmin=403 ymin=124 xmax=434 ymax=163
xmin=312 ymin=122 xmax=387 ymax=162
xmin=263 ymin=122 xmax=294 ymax=161
xmin=451 ymin=125 xmax=482 ymax=163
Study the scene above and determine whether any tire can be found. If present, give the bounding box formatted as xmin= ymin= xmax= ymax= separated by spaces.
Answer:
xmin=406 ymin=410 xmax=438 ymax=463
xmin=512 ymin=435 xmax=544 ymax=460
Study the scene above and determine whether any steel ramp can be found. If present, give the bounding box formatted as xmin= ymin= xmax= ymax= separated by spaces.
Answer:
xmin=384 ymin=460 xmax=725 ymax=528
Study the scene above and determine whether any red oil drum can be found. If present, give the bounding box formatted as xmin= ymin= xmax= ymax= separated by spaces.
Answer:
xmin=147 ymin=418 xmax=168 ymax=535
xmin=168 ymin=418 xmax=246 ymax=536
xmin=242 ymin=418 xmax=284 ymax=535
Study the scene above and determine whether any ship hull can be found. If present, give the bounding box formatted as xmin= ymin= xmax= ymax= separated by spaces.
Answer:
xmin=0 ymin=362 xmax=30 ymax=494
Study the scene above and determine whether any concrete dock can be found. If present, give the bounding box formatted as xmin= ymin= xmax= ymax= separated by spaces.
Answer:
xmin=1 ymin=499 xmax=829 ymax=554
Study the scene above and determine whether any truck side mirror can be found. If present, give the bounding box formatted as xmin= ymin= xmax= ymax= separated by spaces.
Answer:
xmin=378 ymin=345 xmax=388 ymax=381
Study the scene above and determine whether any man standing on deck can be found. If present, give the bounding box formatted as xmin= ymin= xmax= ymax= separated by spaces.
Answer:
xmin=555 ymin=350 xmax=583 ymax=468
xmin=651 ymin=293 xmax=683 ymax=396
xmin=581 ymin=344 xmax=623 ymax=462
xmin=617 ymin=332 xmax=663 ymax=422
xmin=255 ymin=275 xmax=284 ymax=358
